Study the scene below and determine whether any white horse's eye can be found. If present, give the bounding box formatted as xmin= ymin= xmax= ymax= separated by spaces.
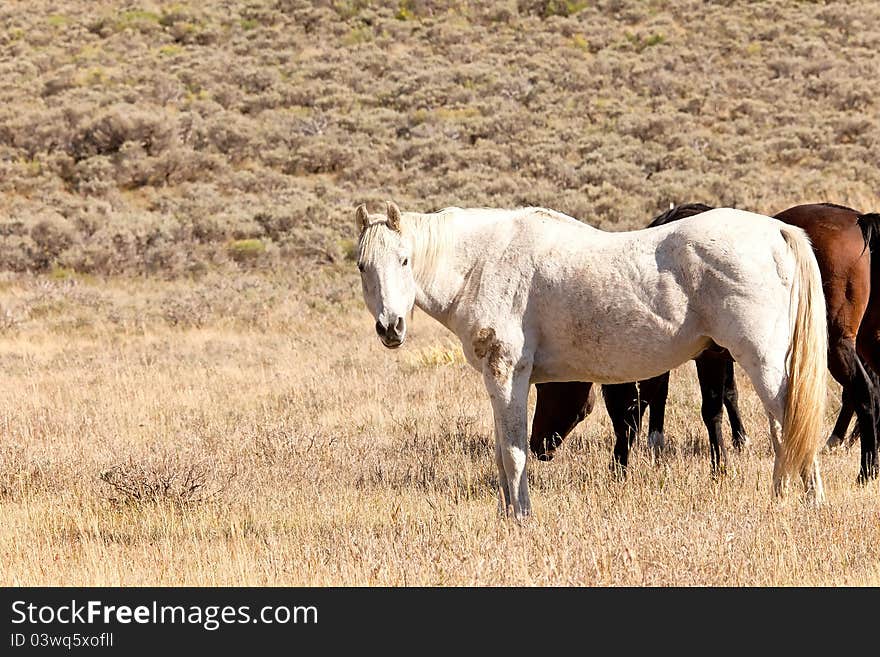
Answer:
xmin=402 ymin=257 xmax=409 ymax=267
xmin=357 ymin=262 xmax=365 ymax=272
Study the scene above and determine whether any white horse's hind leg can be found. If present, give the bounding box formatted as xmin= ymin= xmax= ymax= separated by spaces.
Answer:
xmin=741 ymin=354 xmax=825 ymax=504
xmin=773 ymin=421 xmax=825 ymax=504
xmin=482 ymin=356 xmax=532 ymax=520
xmin=748 ymin=362 xmax=823 ymax=502
xmin=768 ymin=415 xmax=785 ymax=496
xmin=726 ymin=346 xmax=789 ymax=496
xmin=801 ymin=457 xmax=825 ymax=505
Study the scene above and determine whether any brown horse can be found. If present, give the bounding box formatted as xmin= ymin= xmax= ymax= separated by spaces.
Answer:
xmin=530 ymin=203 xmax=880 ymax=483
xmin=828 ymin=213 xmax=880 ymax=449
xmin=532 ymin=382 xmax=596 ymax=458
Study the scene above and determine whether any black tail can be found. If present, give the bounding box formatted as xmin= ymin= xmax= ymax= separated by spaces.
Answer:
xmin=857 ymin=212 xmax=880 ymax=255
xmin=851 ymin=211 xmax=880 ymax=445
xmin=647 ymin=203 xmax=715 ymax=228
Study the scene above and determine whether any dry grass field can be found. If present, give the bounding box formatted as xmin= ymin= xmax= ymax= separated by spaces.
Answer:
xmin=1 ymin=0 xmax=880 ymax=586
xmin=1 ymin=271 xmax=879 ymax=586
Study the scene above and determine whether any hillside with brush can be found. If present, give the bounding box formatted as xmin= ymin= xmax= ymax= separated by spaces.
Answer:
xmin=1 ymin=0 xmax=878 ymax=276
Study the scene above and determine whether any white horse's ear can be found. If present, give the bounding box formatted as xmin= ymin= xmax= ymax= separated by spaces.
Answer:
xmin=355 ymin=204 xmax=369 ymax=232
xmin=386 ymin=201 xmax=402 ymax=232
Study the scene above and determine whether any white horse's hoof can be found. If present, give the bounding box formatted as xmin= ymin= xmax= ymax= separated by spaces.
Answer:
xmin=825 ymin=434 xmax=844 ymax=452
xmin=804 ymin=485 xmax=825 ymax=507
xmin=647 ymin=430 xmax=665 ymax=451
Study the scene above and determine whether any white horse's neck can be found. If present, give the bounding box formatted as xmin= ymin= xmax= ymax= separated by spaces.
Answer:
xmin=400 ymin=210 xmax=464 ymax=326
xmin=403 ymin=207 xmax=589 ymax=329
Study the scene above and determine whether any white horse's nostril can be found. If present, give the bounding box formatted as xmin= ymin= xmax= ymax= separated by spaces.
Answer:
xmin=394 ymin=316 xmax=405 ymax=333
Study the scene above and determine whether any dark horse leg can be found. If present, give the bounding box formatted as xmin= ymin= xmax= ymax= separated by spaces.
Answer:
xmin=602 ymin=381 xmax=649 ymax=476
xmin=853 ymin=212 xmax=880 ymax=479
xmin=694 ymin=355 xmax=728 ymax=475
xmin=829 ymin=336 xmax=878 ymax=483
xmin=721 ymin=360 xmax=749 ymax=449
xmin=826 ymin=389 xmax=855 ymax=451
xmin=530 ymin=382 xmax=596 ymax=461
xmin=640 ymin=373 xmax=669 ymax=455
xmin=855 ymin=313 xmax=880 ymax=480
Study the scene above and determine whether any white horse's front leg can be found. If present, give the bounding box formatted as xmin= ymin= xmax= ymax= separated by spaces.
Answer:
xmin=483 ymin=361 xmax=532 ymax=521
xmin=493 ymin=417 xmax=511 ymax=514
xmin=768 ymin=415 xmax=785 ymax=496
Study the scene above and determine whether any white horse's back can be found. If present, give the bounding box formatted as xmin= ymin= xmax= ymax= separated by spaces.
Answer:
xmin=443 ymin=207 xmax=800 ymax=385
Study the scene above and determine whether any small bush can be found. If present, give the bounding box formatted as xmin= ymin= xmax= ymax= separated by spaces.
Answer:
xmin=99 ymin=455 xmax=236 ymax=507
xmin=518 ymin=0 xmax=588 ymax=18
xmin=29 ymin=215 xmax=77 ymax=269
xmin=0 ymin=447 xmax=48 ymax=499
xmin=228 ymin=238 xmax=266 ymax=262
xmin=0 ymin=235 xmax=38 ymax=272
xmin=69 ymin=105 xmax=178 ymax=162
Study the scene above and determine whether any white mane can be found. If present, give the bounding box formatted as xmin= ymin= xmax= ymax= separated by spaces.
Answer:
xmin=400 ymin=210 xmax=456 ymax=288
xmin=357 ymin=209 xmax=457 ymax=289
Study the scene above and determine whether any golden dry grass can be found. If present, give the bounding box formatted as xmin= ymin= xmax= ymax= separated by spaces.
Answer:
xmin=1 ymin=271 xmax=878 ymax=586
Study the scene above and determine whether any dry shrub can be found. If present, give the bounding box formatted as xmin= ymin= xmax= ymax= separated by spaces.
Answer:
xmin=0 ymin=304 xmax=28 ymax=331
xmin=99 ymin=454 xmax=237 ymax=507
xmin=515 ymin=0 xmax=588 ymax=18
xmin=64 ymin=156 xmax=117 ymax=196
xmin=0 ymin=446 xmax=49 ymax=499
xmin=69 ymin=104 xmax=178 ymax=162
xmin=0 ymin=235 xmax=39 ymax=272
xmin=196 ymin=113 xmax=255 ymax=160
xmin=249 ymin=428 xmax=339 ymax=467
xmin=24 ymin=277 xmax=105 ymax=315
xmin=29 ymin=214 xmax=77 ymax=268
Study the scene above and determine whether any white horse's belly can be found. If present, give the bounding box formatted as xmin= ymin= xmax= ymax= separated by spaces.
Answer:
xmin=528 ymin=262 xmax=708 ymax=383
xmin=530 ymin=333 xmax=709 ymax=384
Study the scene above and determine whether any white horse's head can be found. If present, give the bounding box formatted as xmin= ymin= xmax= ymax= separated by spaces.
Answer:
xmin=355 ymin=201 xmax=415 ymax=349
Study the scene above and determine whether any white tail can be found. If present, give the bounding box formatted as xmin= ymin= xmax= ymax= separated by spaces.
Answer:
xmin=778 ymin=226 xmax=828 ymax=496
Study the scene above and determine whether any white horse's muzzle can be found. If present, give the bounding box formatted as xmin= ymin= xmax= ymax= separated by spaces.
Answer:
xmin=376 ymin=316 xmax=406 ymax=349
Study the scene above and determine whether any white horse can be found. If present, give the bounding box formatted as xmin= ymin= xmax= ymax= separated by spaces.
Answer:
xmin=355 ymin=202 xmax=828 ymax=519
